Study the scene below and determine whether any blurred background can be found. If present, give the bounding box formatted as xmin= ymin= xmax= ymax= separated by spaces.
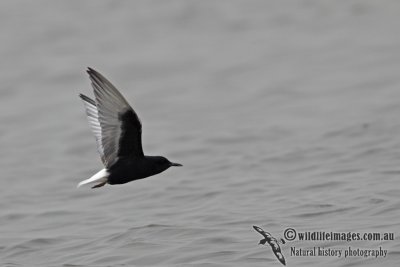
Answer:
xmin=0 ymin=1 xmax=399 ymax=266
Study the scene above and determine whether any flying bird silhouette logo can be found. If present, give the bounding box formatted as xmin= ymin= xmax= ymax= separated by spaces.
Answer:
xmin=253 ymin=225 xmax=286 ymax=266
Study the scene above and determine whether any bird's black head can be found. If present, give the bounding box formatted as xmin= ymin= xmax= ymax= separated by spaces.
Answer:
xmin=149 ymin=156 xmax=182 ymax=173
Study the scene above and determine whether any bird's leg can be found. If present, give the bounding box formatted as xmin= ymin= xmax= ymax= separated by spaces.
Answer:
xmin=91 ymin=181 xmax=107 ymax=189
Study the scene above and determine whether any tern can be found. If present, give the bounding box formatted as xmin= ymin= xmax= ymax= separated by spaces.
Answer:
xmin=77 ymin=68 xmax=182 ymax=188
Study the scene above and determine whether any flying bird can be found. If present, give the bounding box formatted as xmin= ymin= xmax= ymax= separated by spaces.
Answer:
xmin=77 ymin=68 xmax=182 ymax=188
xmin=253 ymin=225 xmax=286 ymax=266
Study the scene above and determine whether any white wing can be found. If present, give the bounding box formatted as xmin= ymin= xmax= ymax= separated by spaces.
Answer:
xmin=80 ymin=94 xmax=106 ymax=165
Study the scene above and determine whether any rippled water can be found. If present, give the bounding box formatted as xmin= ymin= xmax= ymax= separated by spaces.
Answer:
xmin=1 ymin=1 xmax=399 ymax=266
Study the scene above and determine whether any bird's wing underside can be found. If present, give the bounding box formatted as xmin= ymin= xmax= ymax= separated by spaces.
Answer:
xmin=80 ymin=94 xmax=106 ymax=165
xmin=80 ymin=68 xmax=144 ymax=168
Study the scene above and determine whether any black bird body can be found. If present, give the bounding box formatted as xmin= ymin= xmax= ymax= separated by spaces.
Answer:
xmin=107 ymin=156 xmax=175 ymax=185
xmin=78 ymin=68 xmax=181 ymax=188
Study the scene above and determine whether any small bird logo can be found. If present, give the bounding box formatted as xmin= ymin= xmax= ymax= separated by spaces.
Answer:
xmin=253 ymin=225 xmax=286 ymax=266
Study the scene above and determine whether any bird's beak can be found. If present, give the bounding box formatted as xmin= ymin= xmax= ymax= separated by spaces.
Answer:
xmin=170 ymin=162 xmax=182 ymax=167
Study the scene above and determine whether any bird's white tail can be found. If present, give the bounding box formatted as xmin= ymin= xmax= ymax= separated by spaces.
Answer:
xmin=77 ymin=168 xmax=109 ymax=188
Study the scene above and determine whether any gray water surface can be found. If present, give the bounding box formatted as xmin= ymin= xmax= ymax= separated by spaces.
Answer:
xmin=0 ymin=1 xmax=399 ymax=266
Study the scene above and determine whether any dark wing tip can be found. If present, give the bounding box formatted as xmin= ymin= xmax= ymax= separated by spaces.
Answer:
xmin=279 ymin=255 xmax=286 ymax=265
xmin=253 ymin=225 xmax=265 ymax=235
xmin=86 ymin=67 xmax=102 ymax=80
xmin=253 ymin=225 xmax=262 ymax=231
xmin=86 ymin=67 xmax=111 ymax=88
xmin=87 ymin=67 xmax=95 ymax=73
xmin=79 ymin=93 xmax=96 ymax=105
